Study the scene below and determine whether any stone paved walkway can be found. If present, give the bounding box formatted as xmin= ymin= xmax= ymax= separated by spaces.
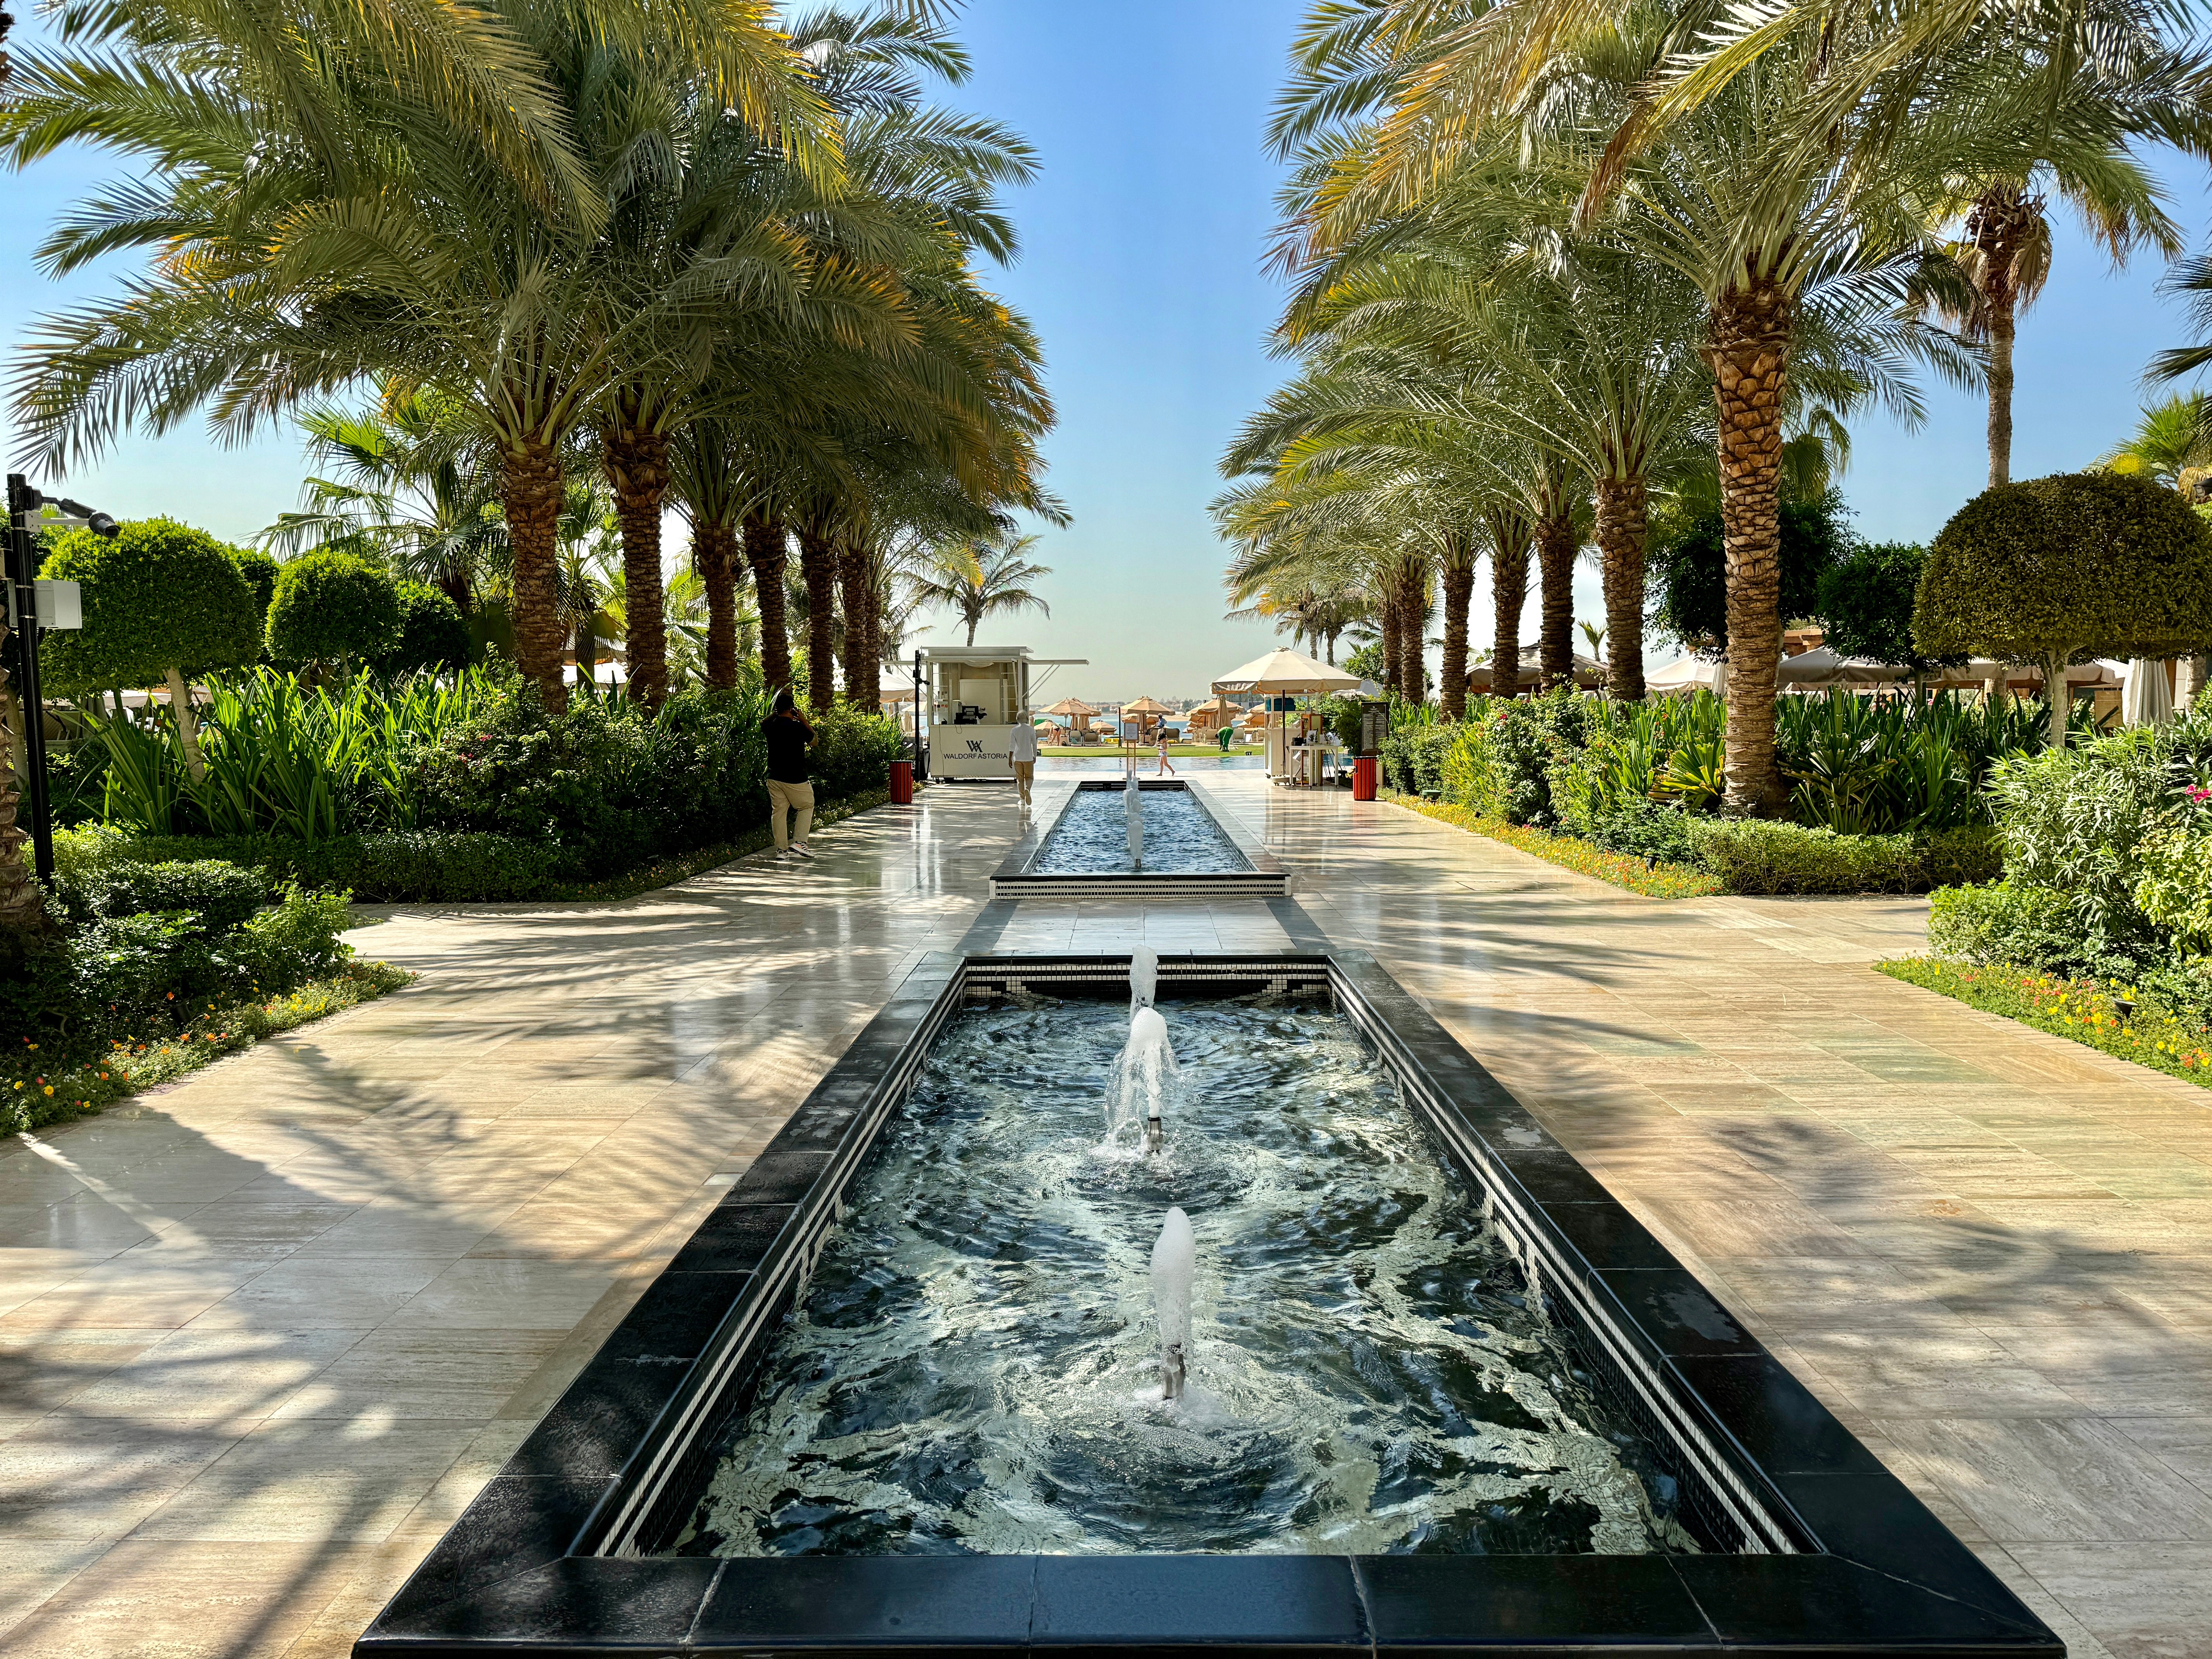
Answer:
xmin=1 ymin=771 xmax=2207 ymax=1657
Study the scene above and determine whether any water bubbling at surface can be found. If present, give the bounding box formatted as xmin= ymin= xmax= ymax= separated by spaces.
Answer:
xmin=674 ymin=1000 xmax=1702 ymax=1561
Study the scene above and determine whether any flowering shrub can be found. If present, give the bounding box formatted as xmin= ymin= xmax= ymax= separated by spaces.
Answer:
xmin=2 ymin=959 xmax=411 ymax=1137
xmin=1880 ymin=958 xmax=2212 ymax=1089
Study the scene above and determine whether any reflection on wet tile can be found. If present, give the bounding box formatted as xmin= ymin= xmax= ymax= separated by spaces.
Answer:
xmin=5 ymin=775 xmax=2211 ymax=1659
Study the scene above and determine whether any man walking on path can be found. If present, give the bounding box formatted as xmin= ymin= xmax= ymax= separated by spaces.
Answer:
xmin=1009 ymin=715 xmax=1038 ymax=807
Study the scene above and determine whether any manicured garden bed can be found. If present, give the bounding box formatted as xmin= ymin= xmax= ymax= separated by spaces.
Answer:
xmin=1879 ymin=957 xmax=2212 ymax=1087
xmin=1374 ymin=686 xmax=2020 ymax=897
xmin=1382 ymin=792 xmax=1721 ymax=898
xmin=6 ymin=957 xmax=414 ymax=1136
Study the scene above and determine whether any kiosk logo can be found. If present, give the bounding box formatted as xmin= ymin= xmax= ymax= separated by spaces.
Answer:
xmin=965 ymin=739 xmax=984 ymax=754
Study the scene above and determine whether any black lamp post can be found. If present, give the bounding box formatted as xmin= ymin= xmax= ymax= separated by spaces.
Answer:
xmin=6 ymin=474 xmax=117 ymax=883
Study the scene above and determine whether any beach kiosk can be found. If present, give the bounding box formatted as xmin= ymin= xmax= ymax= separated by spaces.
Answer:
xmin=1211 ymin=648 xmax=1360 ymax=786
xmin=914 ymin=645 xmax=1087 ymax=781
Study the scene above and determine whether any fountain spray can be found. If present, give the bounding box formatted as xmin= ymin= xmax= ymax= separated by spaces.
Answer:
xmin=1124 ymin=775 xmax=1143 ymax=868
xmin=1129 ymin=945 xmax=1158 ymax=1012
xmin=1151 ymin=1206 xmax=1194 ymax=1402
xmin=1105 ymin=1005 xmax=1177 ymax=1149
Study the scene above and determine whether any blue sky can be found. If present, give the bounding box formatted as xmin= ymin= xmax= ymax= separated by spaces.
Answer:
xmin=6 ymin=1 xmax=2211 ymax=698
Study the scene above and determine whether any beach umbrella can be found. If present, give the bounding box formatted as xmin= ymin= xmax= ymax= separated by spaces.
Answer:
xmin=1646 ymin=656 xmax=1726 ymax=695
xmin=1211 ymin=648 xmax=1360 ymax=695
xmin=2123 ymin=659 xmax=2174 ymax=727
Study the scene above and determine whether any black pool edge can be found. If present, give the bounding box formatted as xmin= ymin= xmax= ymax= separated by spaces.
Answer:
xmin=989 ymin=778 xmax=1290 ymax=899
xmin=355 ymin=948 xmax=2063 ymax=1659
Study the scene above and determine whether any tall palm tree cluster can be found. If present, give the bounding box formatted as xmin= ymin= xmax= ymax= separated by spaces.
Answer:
xmin=1218 ymin=0 xmax=2212 ymax=809
xmin=2 ymin=0 xmax=1056 ymax=716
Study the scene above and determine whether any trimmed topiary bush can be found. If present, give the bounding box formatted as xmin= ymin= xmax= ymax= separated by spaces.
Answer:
xmin=37 ymin=518 xmax=262 ymax=781
xmin=267 ymin=550 xmax=403 ymax=670
xmin=1686 ymin=819 xmax=2000 ymax=895
xmin=1814 ymin=541 xmax=1964 ymax=680
xmin=1918 ymin=471 xmax=2212 ymax=747
xmin=58 ymin=858 xmax=267 ymax=935
xmin=381 ymin=582 xmax=472 ymax=674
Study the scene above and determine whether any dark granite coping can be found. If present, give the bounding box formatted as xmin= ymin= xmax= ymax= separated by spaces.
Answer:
xmin=358 ymin=950 xmax=2061 ymax=1659
xmin=989 ymin=778 xmax=1288 ymax=898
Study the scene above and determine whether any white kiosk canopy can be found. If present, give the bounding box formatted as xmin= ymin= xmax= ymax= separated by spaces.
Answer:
xmin=916 ymin=646 xmax=1087 ymax=779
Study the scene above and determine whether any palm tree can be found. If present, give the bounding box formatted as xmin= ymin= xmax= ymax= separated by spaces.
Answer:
xmin=904 ymin=533 xmax=1052 ymax=646
xmin=258 ymin=390 xmax=508 ymax=610
xmin=1274 ymin=0 xmax=2181 ymax=809
xmin=2100 ymin=395 xmax=2212 ymax=495
xmin=4 ymin=0 xmax=839 ymax=712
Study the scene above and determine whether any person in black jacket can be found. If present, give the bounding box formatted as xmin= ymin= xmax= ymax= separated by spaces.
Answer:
xmin=764 ymin=689 xmax=815 ymax=860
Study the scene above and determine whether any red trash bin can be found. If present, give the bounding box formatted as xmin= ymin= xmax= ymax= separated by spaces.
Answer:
xmin=1352 ymin=755 xmax=1378 ymax=801
xmin=890 ymin=759 xmax=914 ymax=805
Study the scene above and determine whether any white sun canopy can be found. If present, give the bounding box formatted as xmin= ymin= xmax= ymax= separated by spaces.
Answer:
xmin=1211 ymin=648 xmax=1362 ymax=696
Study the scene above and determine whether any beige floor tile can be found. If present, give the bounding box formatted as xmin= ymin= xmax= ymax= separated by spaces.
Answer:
xmin=266 ymin=1328 xmax=568 ymax=1420
xmin=1880 ymin=1415 xmax=2212 ymax=1542
xmin=129 ymin=1417 xmax=481 ymax=1542
xmin=2006 ymin=1542 xmax=2212 ymax=1659
xmin=0 ymin=1539 xmax=372 ymax=1659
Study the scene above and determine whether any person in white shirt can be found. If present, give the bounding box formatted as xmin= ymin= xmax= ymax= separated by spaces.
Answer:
xmin=1008 ymin=717 xmax=1039 ymax=806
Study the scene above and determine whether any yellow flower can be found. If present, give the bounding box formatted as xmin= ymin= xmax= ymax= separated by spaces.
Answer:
xmin=42 ymin=1086 xmax=53 ymax=1096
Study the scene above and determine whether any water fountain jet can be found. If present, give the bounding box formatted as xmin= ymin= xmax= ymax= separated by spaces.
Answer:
xmin=1151 ymin=1206 xmax=1194 ymax=1402
xmin=1129 ymin=945 xmax=1158 ymax=1012
xmin=1105 ymin=1005 xmax=1176 ymax=1149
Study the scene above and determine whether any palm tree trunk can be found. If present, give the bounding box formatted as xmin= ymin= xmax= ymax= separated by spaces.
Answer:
xmin=698 ymin=520 xmax=739 ymax=691
xmin=1439 ymin=548 xmax=1474 ymax=720
xmin=1970 ymin=185 xmax=2037 ymax=490
xmin=1987 ymin=288 xmax=2016 ymax=490
xmin=1710 ymin=279 xmax=1794 ymax=814
xmin=1398 ymin=560 xmax=1428 ymax=704
xmin=1379 ymin=581 xmax=1402 ymax=695
xmin=1596 ymin=473 xmax=1647 ymax=701
xmin=795 ymin=516 xmax=840 ymax=716
xmin=1491 ymin=527 xmax=1528 ymax=701
xmin=603 ymin=424 xmax=670 ymax=706
xmin=501 ymin=440 xmax=568 ymax=711
xmin=742 ymin=510 xmax=792 ymax=692
xmin=1536 ymin=510 xmax=1575 ymax=690
xmin=837 ymin=532 xmax=872 ymax=705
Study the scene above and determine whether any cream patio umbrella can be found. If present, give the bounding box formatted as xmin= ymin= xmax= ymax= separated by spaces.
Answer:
xmin=1212 ymin=649 xmax=1360 ymax=780
xmin=1647 ymin=656 xmax=1726 ymax=696
xmin=1775 ymin=647 xmax=1908 ymax=691
xmin=2123 ymin=659 xmax=2174 ymax=728
xmin=1120 ymin=696 xmax=1175 ymax=742
xmin=1044 ymin=696 xmax=1099 ymax=738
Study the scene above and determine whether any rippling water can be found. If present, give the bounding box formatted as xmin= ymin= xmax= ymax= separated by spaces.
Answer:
xmin=673 ymin=1000 xmax=1698 ymax=1559
xmin=1030 ymin=788 xmax=1248 ymax=874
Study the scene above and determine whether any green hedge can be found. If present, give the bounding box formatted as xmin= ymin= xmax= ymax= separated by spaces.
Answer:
xmin=1925 ymin=880 xmax=2081 ymax=967
xmin=1688 ymin=820 xmax=2002 ymax=896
